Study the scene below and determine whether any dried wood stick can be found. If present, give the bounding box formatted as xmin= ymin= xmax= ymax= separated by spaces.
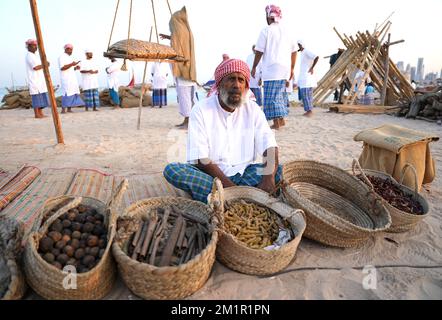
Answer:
xmin=140 ymin=215 xmax=158 ymax=257
xmin=159 ymin=214 xmax=184 ymax=267
xmin=131 ymin=221 xmax=148 ymax=260
xmin=131 ymin=220 xmax=144 ymax=247
xmin=148 ymin=207 xmax=171 ymax=265
xmin=176 ymin=219 xmax=187 ymax=249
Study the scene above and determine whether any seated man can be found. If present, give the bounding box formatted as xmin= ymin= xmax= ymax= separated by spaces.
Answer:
xmin=164 ymin=59 xmax=281 ymax=204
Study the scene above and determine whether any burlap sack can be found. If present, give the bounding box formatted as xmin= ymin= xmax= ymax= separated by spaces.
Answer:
xmin=354 ymin=124 xmax=439 ymax=191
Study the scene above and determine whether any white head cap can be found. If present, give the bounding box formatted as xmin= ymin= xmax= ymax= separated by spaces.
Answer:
xmin=84 ymin=48 xmax=93 ymax=54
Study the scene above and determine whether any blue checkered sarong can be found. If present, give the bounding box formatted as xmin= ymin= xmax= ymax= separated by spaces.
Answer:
xmin=263 ymin=80 xmax=289 ymax=120
xmin=152 ymin=89 xmax=167 ymax=107
xmin=300 ymin=87 xmax=313 ymax=112
xmin=250 ymin=87 xmax=263 ymax=107
xmin=163 ymin=163 xmax=283 ymax=203
xmin=62 ymin=94 xmax=85 ymax=107
xmin=83 ymin=89 xmax=100 ymax=107
xmin=31 ymin=92 xmax=49 ymax=109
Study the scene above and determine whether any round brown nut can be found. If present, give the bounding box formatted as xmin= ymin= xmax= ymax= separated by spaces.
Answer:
xmin=94 ymin=213 xmax=104 ymax=222
xmin=72 ymin=231 xmax=82 ymax=240
xmin=87 ymin=235 xmax=99 ymax=247
xmin=79 ymin=240 xmax=87 ymax=249
xmin=92 ymin=226 xmax=104 ymax=236
xmin=42 ymin=253 xmax=55 ymax=263
xmin=66 ymin=211 xmax=77 ymax=221
xmin=71 ymin=222 xmax=82 ymax=232
xmin=62 ymin=229 xmax=72 ymax=236
xmin=51 ymin=261 xmax=63 ymax=270
xmin=64 ymin=245 xmax=75 ymax=257
xmin=77 ymin=205 xmax=87 ymax=213
xmin=98 ymin=249 xmax=105 ymax=258
xmin=75 ymin=214 xmax=86 ymax=224
xmin=80 ymin=233 xmax=90 ymax=241
xmin=74 ymin=248 xmax=85 ymax=260
xmin=62 ymin=219 xmax=72 ymax=229
xmin=51 ymin=248 xmax=61 ymax=257
xmin=48 ymin=231 xmax=62 ymax=243
xmin=86 ymin=215 xmax=96 ymax=224
xmin=82 ymin=255 xmax=95 ymax=268
xmin=62 ymin=234 xmax=71 ymax=243
xmin=85 ymin=247 xmax=91 ymax=255
xmin=55 ymin=240 xmax=67 ymax=250
xmin=82 ymin=222 xmax=95 ymax=234
xmin=94 ymin=220 xmax=103 ymax=226
xmin=89 ymin=247 xmax=100 ymax=258
xmin=39 ymin=237 xmax=54 ymax=253
xmin=70 ymin=239 xmax=80 ymax=249
xmin=49 ymin=221 xmax=63 ymax=233
xmin=56 ymin=254 xmax=69 ymax=266
xmin=98 ymin=239 xmax=107 ymax=249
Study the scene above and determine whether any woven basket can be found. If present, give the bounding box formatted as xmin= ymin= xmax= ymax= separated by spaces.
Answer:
xmin=105 ymin=39 xmax=186 ymax=62
xmin=349 ymin=161 xmax=430 ymax=233
xmin=282 ymin=160 xmax=391 ymax=248
xmin=23 ymin=180 xmax=128 ymax=300
xmin=208 ymin=178 xmax=306 ymax=276
xmin=112 ymin=197 xmax=218 ymax=300
xmin=0 ymin=218 xmax=26 ymax=300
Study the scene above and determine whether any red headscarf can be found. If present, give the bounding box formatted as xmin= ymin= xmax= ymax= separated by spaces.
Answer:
xmin=25 ymin=39 xmax=37 ymax=46
xmin=265 ymin=4 xmax=282 ymax=22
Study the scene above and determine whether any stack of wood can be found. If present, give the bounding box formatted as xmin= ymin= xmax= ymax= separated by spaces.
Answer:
xmin=1 ymin=89 xmax=32 ymax=109
xmin=314 ymin=21 xmax=414 ymax=107
xmin=129 ymin=205 xmax=210 ymax=267
xmin=396 ymin=86 xmax=442 ymax=122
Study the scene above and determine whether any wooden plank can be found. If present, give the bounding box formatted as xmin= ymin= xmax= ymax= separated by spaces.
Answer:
xmin=329 ymin=104 xmax=400 ymax=114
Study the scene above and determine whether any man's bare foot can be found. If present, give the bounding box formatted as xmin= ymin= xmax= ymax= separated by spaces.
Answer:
xmin=270 ymin=118 xmax=281 ymax=130
xmin=61 ymin=108 xmax=67 ymax=114
xmin=93 ymin=107 xmax=99 ymax=112
xmin=175 ymin=117 xmax=189 ymax=129
xmin=303 ymin=110 xmax=313 ymax=117
xmin=85 ymin=107 xmax=89 ymax=112
xmin=67 ymin=108 xmax=73 ymax=113
xmin=281 ymin=118 xmax=286 ymax=126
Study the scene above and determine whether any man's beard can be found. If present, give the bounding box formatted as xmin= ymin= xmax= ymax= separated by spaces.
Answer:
xmin=219 ymin=87 xmax=247 ymax=109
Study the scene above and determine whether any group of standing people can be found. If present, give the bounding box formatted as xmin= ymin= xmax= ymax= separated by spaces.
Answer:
xmin=25 ymin=40 xmax=121 ymax=118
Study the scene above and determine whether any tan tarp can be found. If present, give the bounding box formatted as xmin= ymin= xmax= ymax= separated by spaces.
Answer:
xmin=354 ymin=124 xmax=439 ymax=191
xmin=169 ymin=6 xmax=197 ymax=82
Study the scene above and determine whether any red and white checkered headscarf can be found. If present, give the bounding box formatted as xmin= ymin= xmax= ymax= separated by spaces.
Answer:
xmin=265 ymin=4 xmax=282 ymax=22
xmin=64 ymin=44 xmax=74 ymax=50
xmin=25 ymin=39 xmax=37 ymax=46
xmin=214 ymin=58 xmax=250 ymax=91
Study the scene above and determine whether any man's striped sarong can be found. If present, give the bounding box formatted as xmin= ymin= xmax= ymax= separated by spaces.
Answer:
xmin=299 ymin=87 xmax=314 ymax=112
xmin=83 ymin=89 xmax=100 ymax=108
xmin=62 ymin=94 xmax=85 ymax=107
xmin=152 ymin=89 xmax=167 ymax=107
xmin=263 ymin=80 xmax=289 ymax=120
xmin=31 ymin=92 xmax=50 ymax=109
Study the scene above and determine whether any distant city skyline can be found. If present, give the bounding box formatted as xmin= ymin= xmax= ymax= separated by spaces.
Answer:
xmin=396 ymin=57 xmax=441 ymax=82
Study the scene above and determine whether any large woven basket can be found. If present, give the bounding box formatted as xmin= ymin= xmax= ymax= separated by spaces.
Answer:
xmin=0 ymin=218 xmax=26 ymax=300
xmin=208 ymin=178 xmax=306 ymax=276
xmin=112 ymin=197 xmax=218 ymax=300
xmin=349 ymin=161 xmax=430 ymax=233
xmin=282 ymin=160 xmax=391 ymax=248
xmin=24 ymin=180 xmax=128 ymax=300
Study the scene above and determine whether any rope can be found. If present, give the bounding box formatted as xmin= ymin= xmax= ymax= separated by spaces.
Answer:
xmin=137 ymin=26 xmax=154 ymax=131
xmin=151 ymin=0 xmax=160 ymax=44
xmin=107 ymin=0 xmax=121 ymax=51
xmin=122 ymin=0 xmax=134 ymax=71
xmin=166 ymin=0 xmax=173 ymax=15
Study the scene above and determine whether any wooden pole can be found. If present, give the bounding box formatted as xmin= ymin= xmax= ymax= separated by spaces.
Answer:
xmin=29 ymin=0 xmax=64 ymax=144
xmin=381 ymin=33 xmax=391 ymax=106
xmin=137 ymin=26 xmax=154 ymax=130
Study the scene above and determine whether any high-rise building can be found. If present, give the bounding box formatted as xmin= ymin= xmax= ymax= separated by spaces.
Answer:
xmin=417 ymin=58 xmax=424 ymax=82
xmin=406 ymin=64 xmax=411 ymax=74
xmin=440 ymin=68 xmax=442 ymax=79
xmin=410 ymin=67 xmax=416 ymax=81
xmin=396 ymin=61 xmax=405 ymax=73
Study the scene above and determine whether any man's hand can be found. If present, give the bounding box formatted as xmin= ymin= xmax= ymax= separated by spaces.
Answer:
xmin=159 ymin=33 xmax=170 ymax=40
xmin=290 ymin=69 xmax=295 ymax=81
xmin=251 ymin=67 xmax=256 ymax=79
xmin=309 ymin=67 xmax=314 ymax=75
xmin=257 ymin=176 xmax=276 ymax=194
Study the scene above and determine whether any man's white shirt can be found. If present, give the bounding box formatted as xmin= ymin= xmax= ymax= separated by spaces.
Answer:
xmin=187 ymin=94 xmax=277 ymax=177
xmin=26 ymin=52 xmax=47 ymax=95
xmin=58 ymin=53 xmax=80 ymax=96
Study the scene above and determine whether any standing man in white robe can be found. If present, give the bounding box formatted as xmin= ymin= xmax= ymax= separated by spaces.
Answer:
xmin=80 ymin=49 xmax=100 ymax=111
xmin=58 ymin=44 xmax=84 ymax=113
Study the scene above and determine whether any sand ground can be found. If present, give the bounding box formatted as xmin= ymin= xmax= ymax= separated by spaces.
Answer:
xmin=0 ymin=103 xmax=441 ymax=300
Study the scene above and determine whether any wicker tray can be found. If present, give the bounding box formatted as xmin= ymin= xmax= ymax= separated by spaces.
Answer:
xmin=104 ymin=39 xmax=186 ymax=62
xmin=282 ymin=160 xmax=391 ymax=248
xmin=348 ymin=161 xmax=430 ymax=233
xmin=112 ymin=197 xmax=218 ymax=300
xmin=208 ymin=179 xmax=306 ymax=276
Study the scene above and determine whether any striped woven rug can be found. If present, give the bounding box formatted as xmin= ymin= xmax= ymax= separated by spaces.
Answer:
xmin=66 ymin=169 xmax=115 ymax=204
xmin=0 ymin=168 xmax=76 ymax=236
xmin=116 ymin=173 xmax=191 ymax=210
xmin=0 ymin=166 xmax=41 ymax=212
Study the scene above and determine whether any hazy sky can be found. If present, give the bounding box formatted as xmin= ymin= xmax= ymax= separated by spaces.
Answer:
xmin=0 ymin=0 xmax=441 ymax=89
